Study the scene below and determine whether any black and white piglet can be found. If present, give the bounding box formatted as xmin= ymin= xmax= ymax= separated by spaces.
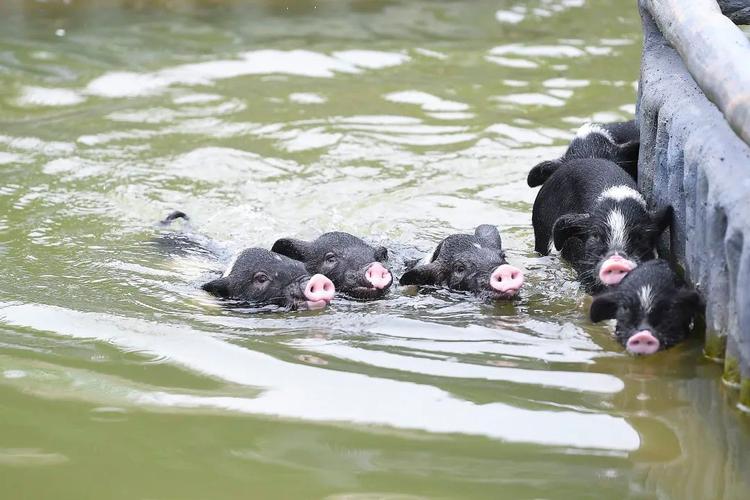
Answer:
xmin=272 ymin=232 xmax=392 ymax=300
xmin=528 ymin=120 xmax=639 ymax=187
xmin=400 ymin=225 xmax=524 ymax=299
xmin=203 ymin=248 xmax=335 ymax=311
xmin=531 ymin=158 xmax=671 ymax=293
xmin=590 ymin=259 xmax=701 ymax=355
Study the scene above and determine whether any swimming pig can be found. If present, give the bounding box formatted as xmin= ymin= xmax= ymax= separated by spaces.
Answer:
xmin=272 ymin=232 xmax=392 ymax=300
xmin=203 ymin=248 xmax=335 ymax=310
xmin=590 ymin=259 xmax=701 ymax=355
xmin=528 ymin=120 xmax=640 ymax=187
xmin=531 ymin=158 xmax=671 ymax=293
xmin=157 ymin=211 xmax=335 ymax=311
xmin=399 ymin=225 xmax=524 ymax=299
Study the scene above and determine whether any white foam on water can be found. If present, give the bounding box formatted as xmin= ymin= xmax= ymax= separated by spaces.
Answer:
xmin=493 ymin=93 xmax=567 ymax=107
xmin=384 ymin=90 xmax=469 ymax=112
xmin=426 ymin=112 xmax=476 ymax=121
xmin=332 ymin=50 xmax=410 ymax=69
xmin=85 ymin=50 xmax=410 ymax=98
xmin=548 ymin=89 xmax=574 ymax=99
xmin=17 ymin=86 xmax=86 ymax=107
xmin=0 ymin=152 xmax=21 ymax=164
xmin=485 ymin=56 xmax=538 ymax=69
xmin=172 ymin=93 xmax=223 ymax=105
xmin=42 ymin=158 xmax=80 ymax=175
xmin=290 ymin=338 xmax=624 ymax=394
xmin=495 ymin=9 xmax=526 ymax=24
xmin=276 ymin=129 xmax=341 ymax=152
xmin=169 ymin=147 xmax=296 ymax=182
xmin=543 ymin=78 xmax=590 ymax=88
xmin=0 ymin=302 xmax=640 ymax=451
xmin=490 ymin=44 xmax=585 ymax=58
xmin=0 ymin=135 xmax=75 ymax=156
xmin=414 ymin=48 xmax=447 ymax=60
xmin=288 ymin=92 xmax=327 ymax=104
xmin=486 ymin=124 xmax=555 ymax=146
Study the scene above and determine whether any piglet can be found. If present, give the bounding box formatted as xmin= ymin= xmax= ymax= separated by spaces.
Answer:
xmin=531 ymin=158 xmax=671 ymax=293
xmin=528 ymin=120 xmax=639 ymax=187
xmin=399 ymin=225 xmax=524 ymax=299
xmin=272 ymin=232 xmax=392 ymax=300
xmin=590 ymin=259 xmax=701 ymax=355
xmin=203 ymin=248 xmax=335 ymax=311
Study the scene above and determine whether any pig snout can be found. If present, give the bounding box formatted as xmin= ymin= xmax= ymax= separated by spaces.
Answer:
xmin=598 ymin=254 xmax=636 ymax=286
xmin=304 ymin=274 xmax=335 ymax=310
xmin=489 ymin=264 xmax=524 ymax=296
xmin=365 ymin=262 xmax=392 ymax=289
xmin=626 ymin=330 xmax=660 ymax=355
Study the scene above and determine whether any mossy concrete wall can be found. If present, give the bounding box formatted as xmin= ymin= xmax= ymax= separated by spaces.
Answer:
xmin=637 ymin=3 xmax=750 ymax=411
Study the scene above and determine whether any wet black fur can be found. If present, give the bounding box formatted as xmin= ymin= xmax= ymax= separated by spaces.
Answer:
xmin=527 ymin=120 xmax=640 ymax=187
xmin=272 ymin=232 xmax=390 ymax=300
xmin=399 ymin=225 xmax=517 ymax=300
xmin=202 ymin=248 xmax=314 ymax=310
xmin=590 ymin=259 xmax=702 ymax=352
xmin=531 ymin=158 xmax=671 ymax=293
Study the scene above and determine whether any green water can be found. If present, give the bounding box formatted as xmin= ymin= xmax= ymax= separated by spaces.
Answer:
xmin=1 ymin=1 xmax=749 ymax=498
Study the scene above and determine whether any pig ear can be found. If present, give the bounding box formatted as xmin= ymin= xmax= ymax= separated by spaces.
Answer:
xmin=552 ymin=213 xmax=590 ymax=251
xmin=527 ymin=159 xmax=562 ymax=187
xmin=399 ymin=263 xmax=441 ymax=286
xmin=271 ymin=238 xmax=311 ymax=261
xmin=617 ymin=141 xmax=640 ymax=178
xmin=474 ymin=225 xmax=502 ymax=248
xmin=202 ymin=277 xmax=231 ymax=298
xmin=650 ymin=205 xmax=673 ymax=235
xmin=590 ymin=292 xmax=620 ymax=322
xmin=374 ymin=246 xmax=388 ymax=262
xmin=674 ymin=288 xmax=703 ymax=315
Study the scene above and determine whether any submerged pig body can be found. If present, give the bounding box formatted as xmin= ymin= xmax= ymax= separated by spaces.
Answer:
xmin=272 ymin=232 xmax=392 ymax=300
xmin=202 ymin=248 xmax=335 ymax=311
xmin=590 ymin=259 xmax=701 ymax=355
xmin=527 ymin=120 xmax=640 ymax=187
xmin=399 ymin=225 xmax=523 ymax=299
xmin=531 ymin=158 xmax=671 ymax=293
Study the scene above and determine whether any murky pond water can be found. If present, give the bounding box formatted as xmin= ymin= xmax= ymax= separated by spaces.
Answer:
xmin=1 ymin=0 xmax=749 ymax=498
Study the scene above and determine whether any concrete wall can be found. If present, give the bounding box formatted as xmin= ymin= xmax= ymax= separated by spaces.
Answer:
xmin=637 ymin=3 xmax=750 ymax=411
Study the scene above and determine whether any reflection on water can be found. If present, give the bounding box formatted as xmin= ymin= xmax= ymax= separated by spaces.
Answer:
xmin=0 ymin=0 xmax=749 ymax=498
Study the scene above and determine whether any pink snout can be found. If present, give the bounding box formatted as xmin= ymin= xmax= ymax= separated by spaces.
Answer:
xmin=365 ymin=262 xmax=392 ymax=289
xmin=626 ymin=330 xmax=660 ymax=355
xmin=598 ymin=255 xmax=636 ymax=286
xmin=304 ymin=274 xmax=335 ymax=310
xmin=489 ymin=264 xmax=524 ymax=296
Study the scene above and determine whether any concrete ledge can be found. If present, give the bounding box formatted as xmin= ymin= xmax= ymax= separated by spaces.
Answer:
xmin=719 ymin=0 xmax=750 ymax=24
xmin=641 ymin=0 xmax=750 ymax=146
xmin=637 ymin=6 xmax=750 ymax=410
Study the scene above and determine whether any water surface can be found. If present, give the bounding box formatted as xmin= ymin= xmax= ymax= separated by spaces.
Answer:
xmin=1 ymin=1 xmax=749 ymax=498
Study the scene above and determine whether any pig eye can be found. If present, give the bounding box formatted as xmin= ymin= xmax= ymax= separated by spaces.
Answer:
xmin=253 ymin=272 xmax=270 ymax=284
xmin=453 ymin=263 xmax=466 ymax=274
xmin=325 ymin=252 xmax=337 ymax=264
